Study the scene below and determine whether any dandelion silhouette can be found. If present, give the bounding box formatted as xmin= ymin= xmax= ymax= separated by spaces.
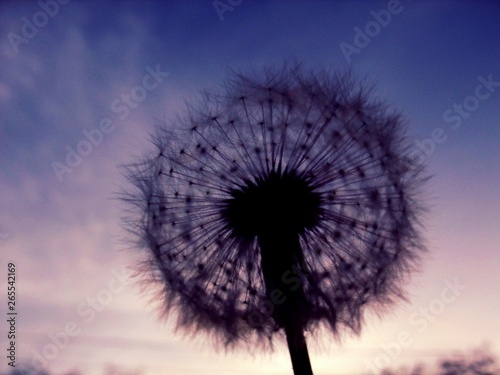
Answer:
xmin=122 ymin=63 xmax=426 ymax=375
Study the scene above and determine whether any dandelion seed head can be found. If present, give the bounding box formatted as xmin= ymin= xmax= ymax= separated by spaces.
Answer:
xmin=122 ymin=63 xmax=426 ymax=350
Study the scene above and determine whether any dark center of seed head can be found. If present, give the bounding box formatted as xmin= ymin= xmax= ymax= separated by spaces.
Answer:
xmin=222 ymin=170 xmax=322 ymax=240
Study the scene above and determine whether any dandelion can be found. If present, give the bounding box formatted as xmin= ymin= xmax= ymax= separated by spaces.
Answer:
xmin=122 ymin=63 xmax=426 ymax=375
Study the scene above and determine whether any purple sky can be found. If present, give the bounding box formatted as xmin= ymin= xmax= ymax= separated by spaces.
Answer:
xmin=1 ymin=1 xmax=499 ymax=374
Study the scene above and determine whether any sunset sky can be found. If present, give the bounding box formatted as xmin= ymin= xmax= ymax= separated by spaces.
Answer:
xmin=1 ymin=1 xmax=499 ymax=374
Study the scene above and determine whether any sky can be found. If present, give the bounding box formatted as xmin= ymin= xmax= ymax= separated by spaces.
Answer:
xmin=0 ymin=1 xmax=499 ymax=374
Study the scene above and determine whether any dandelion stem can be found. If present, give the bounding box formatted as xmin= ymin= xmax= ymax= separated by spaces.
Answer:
xmin=258 ymin=230 xmax=314 ymax=375
xmin=284 ymin=322 xmax=314 ymax=375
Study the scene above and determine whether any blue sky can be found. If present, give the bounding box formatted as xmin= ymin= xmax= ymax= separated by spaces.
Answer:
xmin=1 ymin=1 xmax=499 ymax=374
